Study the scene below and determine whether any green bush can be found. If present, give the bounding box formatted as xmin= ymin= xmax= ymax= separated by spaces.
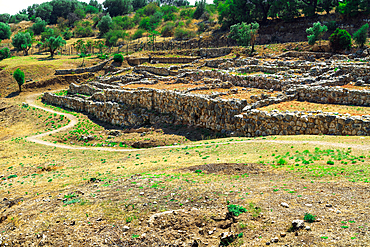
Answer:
xmin=306 ymin=22 xmax=327 ymax=45
xmin=13 ymin=68 xmax=25 ymax=92
xmin=0 ymin=22 xmax=11 ymax=40
xmin=113 ymin=16 xmax=135 ymax=30
xmin=0 ymin=47 xmax=10 ymax=60
xmin=304 ymin=213 xmax=316 ymax=223
xmin=325 ymin=21 xmax=337 ymax=31
xmin=174 ymin=27 xmax=195 ymax=40
xmin=113 ymin=53 xmax=124 ymax=63
xmin=132 ymin=29 xmax=145 ymax=40
xmin=180 ymin=8 xmax=194 ymax=19
xmin=139 ymin=11 xmax=163 ymax=30
xmin=97 ymin=14 xmax=113 ymax=35
xmin=327 ymin=160 xmax=334 ymax=165
xmin=353 ymin=23 xmax=368 ymax=48
xmin=227 ymin=204 xmax=247 ymax=217
xmin=104 ymin=29 xmax=128 ymax=46
xmin=161 ymin=22 xmax=176 ymax=37
xmin=31 ymin=17 xmax=47 ymax=35
xmin=277 ymin=158 xmax=288 ymax=165
xmin=74 ymin=25 xmax=94 ymax=38
xmin=62 ymin=28 xmax=73 ymax=40
xmin=193 ymin=0 xmax=206 ymax=19
xmin=329 ymin=28 xmax=352 ymax=51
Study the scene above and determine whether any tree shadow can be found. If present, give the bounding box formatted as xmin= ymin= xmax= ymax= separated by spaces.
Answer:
xmin=37 ymin=56 xmax=57 ymax=61
xmin=5 ymin=91 xmax=20 ymax=98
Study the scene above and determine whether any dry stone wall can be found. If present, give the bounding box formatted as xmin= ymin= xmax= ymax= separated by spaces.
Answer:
xmin=43 ymin=83 xmax=370 ymax=137
xmin=55 ymin=59 xmax=112 ymax=75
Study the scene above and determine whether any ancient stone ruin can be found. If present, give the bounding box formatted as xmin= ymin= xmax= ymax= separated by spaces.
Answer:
xmin=43 ymin=49 xmax=370 ymax=137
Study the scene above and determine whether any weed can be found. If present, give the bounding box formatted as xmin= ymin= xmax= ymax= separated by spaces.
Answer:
xmin=304 ymin=213 xmax=316 ymax=223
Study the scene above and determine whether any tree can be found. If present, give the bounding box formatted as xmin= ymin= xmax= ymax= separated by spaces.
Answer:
xmin=318 ymin=0 xmax=337 ymax=14
xmin=301 ymin=0 xmax=319 ymax=17
xmin=217 ymin=0 xmax=254 ymax=29
xmin=193 ymin=0 xmax=206 ymax=19
xmin=13 ymin=68 xmax=25 ymax=92
xmin=31 ymin=17 xmax=47 ymax=35
xmin=93 ymin=40 xmax=106 ymax=55
xmin=270 ymin=0 xmax=300 ymax=22
xmin=12 ymin=32 xmax=32 ymax=55
xmin=104 ymin=29 xmax=128 ymax=46
xmin=0 ymin=47 xmax=10 ymax=60
xmin=35 ymin=2 xmax=53 ymax=23
xmin=0 ymin=14 xmax=11 ymax=23
xmin=353 ymin=23 xmax=368 ymax=48
xmin=27 ymin=4 xmax=40 ymax=19
xmin=329 ymin=28 xmax=352 ymax=51
xmin=0 ymin=22 xmax=11 ymax=40
xmin=43 ymin=36 xmax=66 ymax=58
xmin=337 ymin=0 xmax=365 ymax=17
xmin=133 ymin=0 xmax=148 ymax=10
xmin=97 ymin=14 xmax=113 ymax=36
xmin=306 ymin=21 xmax=328 ymax=45
xmin=248 ymin=0 xmax=276 ymax=23
xmin=89 ymin=0 xmax=103 ymax=11
xmin=103 ymin=0 xmax=133 ymax=17
xmin=229 ymin=22 xmax=259 ymax=55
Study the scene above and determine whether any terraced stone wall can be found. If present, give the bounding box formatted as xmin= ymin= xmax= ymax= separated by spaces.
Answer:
xmin=43 ymin=84 xmax=370 ymax=137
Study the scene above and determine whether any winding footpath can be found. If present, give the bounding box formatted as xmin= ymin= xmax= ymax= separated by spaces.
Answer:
xmin=25 ymin=93 xmax=370 ymax=152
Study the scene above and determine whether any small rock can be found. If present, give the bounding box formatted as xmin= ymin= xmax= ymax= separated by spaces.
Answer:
xmin=305 ymin=204 xmax=312 ymax=207
xmin=305 ymin=226 xmax=311 ymax=231
xmin=281 ymin=202 xmax=289 ymax=208
xmin=336 ymin=210 xmax=341 ymax=214
xmin=139 ymin=192 xmax=144 ymax=196
xmin=280 ymin=232 xmax=286 ymax=237
xmin=325 ymin=204 xmax=332 ymax=207
xmin=271 ymin=237 xmax=279 ymax=243
xmin=292 ymin=220 xmax=305 ymax=230
xmin=266 ymin=242 xmax=270 ymax=245
xmin=122 ymin=226 xmax=130 ymax=231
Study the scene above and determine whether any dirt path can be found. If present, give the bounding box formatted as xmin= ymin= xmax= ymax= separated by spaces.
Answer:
xmin=25 ymin=93 xmax=370 ymax=152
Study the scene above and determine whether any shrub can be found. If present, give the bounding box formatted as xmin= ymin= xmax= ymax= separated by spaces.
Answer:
xmin=31 ymin=17 xmax=47 ymax=35
xmin=97 ymin=14 xmax=113 ymax=35
xmin=13 ymin=68 xmax=25 ymax=92
xmin=353 ymin=23 xmax=368 ymax=48
xmin=329 ymin=28 xmax=351 ymax=51
xmin=113 ymin=16 xmax=135 ymax=30
xmin=325 ymin=20 xmax=337 ymax=31
xmin=0 ymin=22 xmax=11 ymax=40
xmin=139 ymin=11 xmax=163 ymax=31
xmin=180 ymin=8 xmax=194 ymax=19
xmin=0 ymin=47 xmax=10 ymax=60
xmin=161 ymin=22 xmax=176 ymax=37
xmin=104 ymin=29 xmax=128 ymax=46
xmin=143 ymin=2 xmax=160 ymax=16
xmin=113 ymin=53 xmax=124 ymax=63
xmin=277 ymin=158 xmax=288 ymax=165
xmin=132 ymin=29 xmax=145 ymax=40
xmin=74 ymin=25 xmax=94 ymax=38
xmin=62 ymin=28 xmax=73 ymax=40
xmin=306 ymin=22 xmax=327 ymax=45
xmin=229 ymin=22 xmax=259 ymax=54
xmin=193 ymin=0 xmax=206 ymax=19
xmin=304 ymin=213 xmax=316 ymax=223
xmin=194 ymin=169 xmax=202 ymax=174
xmin=227 ymin=204 xmax=247 ymax=217
xmin=327 ymin=160 xmax=334 ymax=165
xmin=174 ymin=27 xmax=195 ymax=40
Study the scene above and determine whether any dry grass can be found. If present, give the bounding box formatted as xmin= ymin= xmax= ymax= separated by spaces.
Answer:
xmin=259 ymin=100 xmax=370 ymax=116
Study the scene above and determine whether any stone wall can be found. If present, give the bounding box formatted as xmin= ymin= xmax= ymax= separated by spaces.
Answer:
xmin=289 ymin=85 xmax=370 ymax=106
xmin=43 ymin=84 xmax=370 ymax=137
xmin=55 ymin=59 xmax=112 ymax=75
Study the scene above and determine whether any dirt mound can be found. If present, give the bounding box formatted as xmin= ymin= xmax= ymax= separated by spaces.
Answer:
xmin=186 ymin=163 xmax=265 ymax=175
xmin=23 ymin=73 xmax=94 ymax=90
xmin=101 ymin=207 xmax=251 ymax=247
